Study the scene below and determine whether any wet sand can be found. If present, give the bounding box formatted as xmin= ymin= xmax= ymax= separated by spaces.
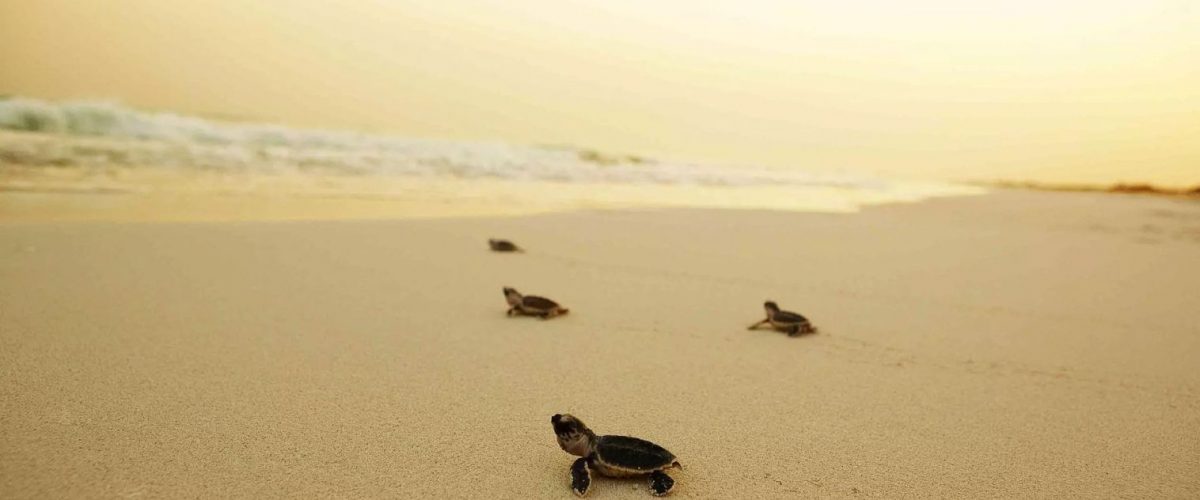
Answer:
xmin=1 ymin=190 xmax=1198 ymax=498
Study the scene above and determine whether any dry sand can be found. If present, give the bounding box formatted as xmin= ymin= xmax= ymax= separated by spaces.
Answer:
xmin=1 ymin=189 xmax=1198 ymax=498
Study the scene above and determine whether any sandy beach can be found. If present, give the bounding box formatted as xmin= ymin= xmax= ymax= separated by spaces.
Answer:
xmin=1 ymin=189 xmax=1198 ymax=498
xmin=5 ymin=0 xmax=1197 ymax=496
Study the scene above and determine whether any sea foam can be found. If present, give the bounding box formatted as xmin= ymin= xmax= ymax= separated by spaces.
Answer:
xmin=0 ymin=97 xmax=883 ymax=186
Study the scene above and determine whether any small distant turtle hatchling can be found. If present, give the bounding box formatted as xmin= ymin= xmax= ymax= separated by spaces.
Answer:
xmin=747 ymin=300 xmax=817 ymax=336
xmin=489 ymin=238 xmax=523 ymax=252
xmin=551 ymin=414 xmax=681 ymax=497
xmin=504 ymin=287 xmax=569 ymax=319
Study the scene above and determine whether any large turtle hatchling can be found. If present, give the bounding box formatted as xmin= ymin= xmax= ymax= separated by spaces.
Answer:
xmin=504 ymin=287 xmax=569 ymax=319
xmin=551 ymin=414 xmax=681 ymax=497
xmin=747 ymin=300 xmax=817 ymax=336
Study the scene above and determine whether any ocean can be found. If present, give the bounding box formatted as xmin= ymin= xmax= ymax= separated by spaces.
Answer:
xmin=0 ymin=97 xmax=981 ymax=215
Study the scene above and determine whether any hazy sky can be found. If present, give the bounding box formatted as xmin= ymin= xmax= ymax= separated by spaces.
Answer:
xmin=1 ymin=0 xmax=1196 ymax=185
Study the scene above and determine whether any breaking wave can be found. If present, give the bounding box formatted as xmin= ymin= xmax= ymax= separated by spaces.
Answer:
xmin=0 ymin=96 xmax=886 ymax=188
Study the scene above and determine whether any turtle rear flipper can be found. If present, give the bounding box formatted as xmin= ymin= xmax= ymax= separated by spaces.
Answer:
xmin=649 ymin=471 xmax=674 ymax=496
xmin=571 ymin=457 xmax=591 ymax=497
xmin=536 ymin=305 xmax=569 ymax=320
xmin=788 ymin=322 xmax=816 ymax=336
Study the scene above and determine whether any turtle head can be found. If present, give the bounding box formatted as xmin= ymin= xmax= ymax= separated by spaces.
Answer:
xmin=764 ymin=301 xmax=780 ymax=314
xmin=551 ymin=414 xmax=596 ymax=457
xmin=503 ymin=287 xmax=523 ymax=306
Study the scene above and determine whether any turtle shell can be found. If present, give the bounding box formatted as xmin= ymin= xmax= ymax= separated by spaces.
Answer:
xmin=772 ymin=310 xmax=810 ymax=325
xmin=594 ymin=435 xmax=677 ymax=474
xmin=489 ymin=239 xmax=520 ymax=252
xmin=521 ymin=295 xmax=560 ymax=311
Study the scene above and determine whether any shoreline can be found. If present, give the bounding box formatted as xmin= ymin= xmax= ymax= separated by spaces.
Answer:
xmin=0 ymin=180 xmax=984 ymax=224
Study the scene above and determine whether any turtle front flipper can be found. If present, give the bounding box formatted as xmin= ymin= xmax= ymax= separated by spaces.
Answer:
xmin=570 ymin=457 xmax=592 ymax=497
xmin=648 ymin=471 xmax=674 ymax=496
xmin=747 ymin=318 xmax=769 ymax=330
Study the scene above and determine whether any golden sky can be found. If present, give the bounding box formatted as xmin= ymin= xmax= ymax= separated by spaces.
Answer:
xmin=1 ymin=0 xmax=1196 ymax=185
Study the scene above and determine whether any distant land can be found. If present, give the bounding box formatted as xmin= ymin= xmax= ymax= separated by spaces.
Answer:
xmin=987 ymin=181 xmax=1200 ymax=198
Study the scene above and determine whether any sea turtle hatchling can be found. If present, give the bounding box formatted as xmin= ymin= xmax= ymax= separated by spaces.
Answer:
xmin=504 ymin=287 xmax=569 ymax=319
xmin=488 ymin=238 xmax=523 ymax=252
xmin=747 ymin=300 xmax=817 ymax=336
xmin=551 ymin=414 xmax=682 ymax=497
